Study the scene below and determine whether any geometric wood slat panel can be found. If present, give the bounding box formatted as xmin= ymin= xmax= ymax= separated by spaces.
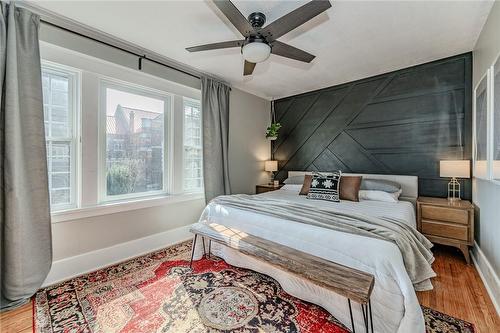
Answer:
xmin=273 ymin=53 xmax=472 ymax=199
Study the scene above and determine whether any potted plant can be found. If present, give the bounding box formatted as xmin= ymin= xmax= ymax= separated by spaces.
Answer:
xmin=266 ymin=123 xmax=282 ymax=141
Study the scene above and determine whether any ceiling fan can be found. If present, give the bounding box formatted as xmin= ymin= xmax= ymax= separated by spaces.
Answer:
xmin=186 ymin=0 xmax=332 ymax=75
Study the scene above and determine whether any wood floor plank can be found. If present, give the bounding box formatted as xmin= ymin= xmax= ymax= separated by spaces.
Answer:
xmin=416 ymin=245 xmax=500 ymax=333
xmin=0 ymin=245 xmax=498 ymax=332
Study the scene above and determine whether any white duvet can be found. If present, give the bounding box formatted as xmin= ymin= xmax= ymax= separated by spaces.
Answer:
xmin=193 ymin=185 xmax=427 ymax=333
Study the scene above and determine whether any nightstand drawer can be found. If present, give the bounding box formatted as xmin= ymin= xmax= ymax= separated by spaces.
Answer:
xmin=421 ymin=220 xmax=468 ymax=241
xmin=421 ymin=205 xmax=469 ymax=225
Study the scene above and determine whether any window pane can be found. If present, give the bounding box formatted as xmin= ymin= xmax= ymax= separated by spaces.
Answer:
xmin=46 ymin=141 xmax=72 ymax=205
xmin=105 ymin=86 xmax=166 ymax=197
xmin=43 ymin=71 xmax=71 ymax=139
xmin=42 ymin=67 xmax=75 ymax=210
xmin=494 ymin=58 xmax=500 ymax=180
xmin=183 ymin=100 xmax=203 ymax=191
xmin=475 ymin=76 xmax=488 ymax=178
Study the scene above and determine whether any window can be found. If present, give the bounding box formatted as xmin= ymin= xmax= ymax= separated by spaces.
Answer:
xmin=42 ymin=65 xmax=78 ymax=210
xmin=101 ymin=81 xmax=170 ymax=201
xmin=474 ymin=74 xmax=488 ymax=179
xmin=493 ymin=57 xmax=500 ymax=180
xmin=183 ymin=99 xmax=203 ymax=191
xmin=40 ymin=44 xmax=204 ymax=219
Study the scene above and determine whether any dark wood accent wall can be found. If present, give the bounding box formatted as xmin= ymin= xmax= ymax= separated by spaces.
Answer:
xmin=273 ymin=53 xmax=472 ymax=199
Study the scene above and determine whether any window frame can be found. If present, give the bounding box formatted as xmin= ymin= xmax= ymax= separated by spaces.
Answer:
xmin=41 ymin=61 xmax=81 ymax=212
xmin=98 ymin=78 xmax=173 ymax=203
xmin=491 ymin=55 xmax=500 ymax=184
xmin=473 ymin=49 xmax=500 ymax=185
xmin=473 ymin=70 xmax=491 ymax=180
xmin=182 ymin=97 xmax=203 ymax=193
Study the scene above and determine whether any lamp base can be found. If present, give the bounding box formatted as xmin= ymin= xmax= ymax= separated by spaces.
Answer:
xmin=447 ymin=177 xmax=461 ymax=201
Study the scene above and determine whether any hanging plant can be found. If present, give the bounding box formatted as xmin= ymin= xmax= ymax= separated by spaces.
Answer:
xmin=266 ymin=99 xmax=281 ymax=140
xmin=266 ymin=122 xmax=282 ymax=140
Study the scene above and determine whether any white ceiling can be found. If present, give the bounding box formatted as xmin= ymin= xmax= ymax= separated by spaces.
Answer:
xmin=33 ymin=1 xmax=493 ymax=99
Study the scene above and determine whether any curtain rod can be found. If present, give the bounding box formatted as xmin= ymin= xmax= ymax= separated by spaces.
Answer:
xmin=16 ymin=1 xmax=225 ymax=83
xmin=40 ymin=20 xmax=201 ymax=80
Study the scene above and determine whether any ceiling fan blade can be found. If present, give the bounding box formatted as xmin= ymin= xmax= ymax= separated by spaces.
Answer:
xmin=271 ymin=41 xmax=315 ymax=63
xmin=261 ymin=0 xmax=331 ymax=41
xmin=186 ymin=40 xmax=245 ymax=52
xmin=213 ymin=0 xmax=254 ymax=37
xmin=244 ymin=61 xmax=256 ymax=75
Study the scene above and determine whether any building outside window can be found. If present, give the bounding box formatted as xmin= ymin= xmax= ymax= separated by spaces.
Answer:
xmin=102 ymin=82 xmax=170 ymax=200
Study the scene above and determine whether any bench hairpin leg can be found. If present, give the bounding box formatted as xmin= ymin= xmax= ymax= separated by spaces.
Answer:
xmin=348 ymin=299 xmax=355 ymax=333
xmin=190 ymin=234 xmax=198 ymax=269
xmin=369 ymin=300 xmax=374 ymax=333
xmin=361 ymin=304 xmax=368 ymax=333
xmin=208 ymin=239 xmax=212 ymax=258
xmin=201 ymin=237 xmax=207 ymax=257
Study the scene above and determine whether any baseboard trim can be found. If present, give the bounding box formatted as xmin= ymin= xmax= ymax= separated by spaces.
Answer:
xmin=471 ymin=241 xmax=500 ymax=315
xmin=42 ymin=224 xmax=193 ymax=287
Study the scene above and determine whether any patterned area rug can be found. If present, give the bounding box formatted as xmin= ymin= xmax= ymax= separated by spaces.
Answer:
xmin=34 ymin=241 xmax=475 ymax=333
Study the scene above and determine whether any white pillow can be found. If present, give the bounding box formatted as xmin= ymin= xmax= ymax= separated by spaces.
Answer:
xmin=280 ymin=184 xmax=302 ymax=192
xmin=358 ymin=189 xmax=402 ymax=203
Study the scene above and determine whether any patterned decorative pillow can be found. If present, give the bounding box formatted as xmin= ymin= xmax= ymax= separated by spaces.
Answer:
xmin=306 ymin=171 xmax=341 ymax=202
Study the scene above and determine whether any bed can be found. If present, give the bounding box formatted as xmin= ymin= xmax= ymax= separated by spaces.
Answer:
xmin=193 ymin=172 xmax=432 ymax=333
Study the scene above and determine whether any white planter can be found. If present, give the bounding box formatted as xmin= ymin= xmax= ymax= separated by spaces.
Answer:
xmin=267 ymin=136 xmax=277 ymax=141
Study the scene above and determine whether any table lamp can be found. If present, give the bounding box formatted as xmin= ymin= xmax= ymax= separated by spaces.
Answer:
xmin=264 ymin=160 xmax=278 ymax=186
xmin=440 ymin=160 xmax=470 ymax=201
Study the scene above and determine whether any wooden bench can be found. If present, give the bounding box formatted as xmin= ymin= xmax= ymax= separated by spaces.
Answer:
xmin=189 ymin=223 xmax=375 ymax=333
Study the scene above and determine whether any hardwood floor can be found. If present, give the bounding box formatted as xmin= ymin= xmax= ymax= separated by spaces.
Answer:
xmin=417 ymin=245 xmax=499 ymax=332
xmin=0 ymin=300 xmax=32 ymax=333
xmin=0 ymin=245 xmax=498 ymax=333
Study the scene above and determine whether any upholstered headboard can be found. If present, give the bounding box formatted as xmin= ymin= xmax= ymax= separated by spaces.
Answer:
xmin=288 ymin=171 xmax=418 ymax=207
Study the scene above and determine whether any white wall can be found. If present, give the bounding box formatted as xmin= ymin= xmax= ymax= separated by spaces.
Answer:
xmin=472 ymin=0 xmax=500 ymax=312
xmin=229 ymin=88 xmax=271 ymax=194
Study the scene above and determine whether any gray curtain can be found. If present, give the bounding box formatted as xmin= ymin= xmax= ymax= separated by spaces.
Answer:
xmin=0 ymin=3 xmax=52 ymax=310
xmin=201 ymin=77 xmax=231 ymax=202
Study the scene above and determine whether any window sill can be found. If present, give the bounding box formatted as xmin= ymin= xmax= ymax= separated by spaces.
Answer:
xmin=51 ymin=192 xmax=205 ymax=223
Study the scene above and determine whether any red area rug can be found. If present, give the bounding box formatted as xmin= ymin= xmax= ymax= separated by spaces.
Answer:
xmin=34 ymin=241 xmax=475 ymax=332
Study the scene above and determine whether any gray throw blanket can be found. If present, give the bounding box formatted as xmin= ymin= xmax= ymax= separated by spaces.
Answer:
xmin=210 ymin=194 xmax=436 ymax=291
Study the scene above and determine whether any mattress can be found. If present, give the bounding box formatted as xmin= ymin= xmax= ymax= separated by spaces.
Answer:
xmin=193 ymin=185 xmax=426 ymax=333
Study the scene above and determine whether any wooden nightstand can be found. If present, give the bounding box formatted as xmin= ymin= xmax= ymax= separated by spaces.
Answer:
xmin=417 ymin=196 xmax=474 ymax=264
xmin=256 ymin=184 xmax=283 ymax=194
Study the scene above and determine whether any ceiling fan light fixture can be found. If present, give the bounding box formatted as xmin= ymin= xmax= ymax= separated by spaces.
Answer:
xmin=242 ymin=42 xmax=271 ymax=63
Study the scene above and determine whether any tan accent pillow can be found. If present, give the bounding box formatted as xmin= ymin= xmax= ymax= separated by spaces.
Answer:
xmin=339 ymin=176 xmax=362 ymax=202
xmin=299 ymin=175 xmax=313 ymax=195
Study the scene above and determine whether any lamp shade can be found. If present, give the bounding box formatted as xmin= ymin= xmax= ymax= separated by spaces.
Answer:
xmin=264 ymin=160 xmax=278 ymax=172
xmin=440 ymin=160 xmax=470 ymax=178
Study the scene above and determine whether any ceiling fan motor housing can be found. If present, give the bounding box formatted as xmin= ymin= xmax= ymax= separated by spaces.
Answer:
xmin=248 ymin=12 xmax=266 ymax=28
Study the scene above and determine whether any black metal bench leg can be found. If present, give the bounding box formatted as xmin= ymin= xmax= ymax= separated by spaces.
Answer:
xmin=208 ymin=239 xmax=212 ymax=258
xmin=363 ymin=304 xmax=368 ymax=332
xmin=201 ymin=237 xmax=206 ymax=257
xmin=369 ymin=300 xmax=374 ymax=333
xmin=189 ymin=234 xmax=198 ymax=269
xmin=348 ymin=298 xmax=355 ymax=333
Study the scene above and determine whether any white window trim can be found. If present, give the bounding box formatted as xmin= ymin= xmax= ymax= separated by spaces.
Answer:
xmin=42 ymin=61 xmax=82 ymax=212
xmin=473 ymin=70 xmax=490 ymax=181
xmin=98 ymin=78 xmax=173 ymax=204
xmin=182 ymin=97 xmax=204 ymax=193
xmin=41 ymin=43 xmax=204 ymax=222
xmin=473 ymin=48 xmax=500 ymax=186
xmin=51 ymin=192 xmax=204 ymax=223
